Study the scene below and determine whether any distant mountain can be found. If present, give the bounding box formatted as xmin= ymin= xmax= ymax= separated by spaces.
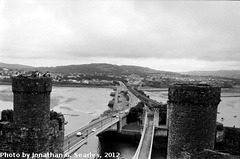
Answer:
xmin=121 ymin=65 xmax=162 ymax=74
xmin=0 ymin=62 xmax=34 ymax=70
xmin=183 ymin=70 xmax=240 ymax=79
xmin=0 ymin=62 xmax=179 ymax=76
xmin=38 ymin=63 xmax=174 ymax=76
xmin=52 ymin=63 xmax=125 ymax=74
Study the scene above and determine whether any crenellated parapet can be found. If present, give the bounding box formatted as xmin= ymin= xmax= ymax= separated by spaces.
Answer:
xmin=50 ymin=111 xmax=65 ymax=131
xmin=49 ymin=112 xmax=65 ymax=156
xmin=12 ymin=76 xmax=52 ymax=130
xmin=168 ymin=84 xmax=221 ymax=106
xmin=1 ymin=109 xmax=13 ymax=122
xmin=12 ymin=76 xmax=52 ymax=94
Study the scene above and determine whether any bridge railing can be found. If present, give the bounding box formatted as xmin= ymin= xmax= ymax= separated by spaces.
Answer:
xmin=64 ymin=115 xmax=110 ymax=140
xmin=147 ymin=110 xmax=158 ymax=159
xmin=64 ymin=116 xmax=122 ymax=156
xmin=132 ymin=108 xmax=148 ymax=159
xmin=127 ymin=86 xmax=165 ymax=109
xmin=113 ymin=86 xmax=118 ymax=107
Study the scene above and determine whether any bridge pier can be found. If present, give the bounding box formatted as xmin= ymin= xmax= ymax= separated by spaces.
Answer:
xmin=117 ymin=116 xmax=122 ymax=133
xmin=166 ymin=104 xmax=170 ymax=129
xmin=154 ymin=108 xmax=160 ymax=127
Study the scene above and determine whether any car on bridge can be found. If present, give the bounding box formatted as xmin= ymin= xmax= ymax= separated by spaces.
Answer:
xmin=76 ymin=132 xmax=83 ymax=137
xmin=92 ymin=128 xmax=97 ymax=132
xmin=112 ymin=114 xmax=118 ymax=118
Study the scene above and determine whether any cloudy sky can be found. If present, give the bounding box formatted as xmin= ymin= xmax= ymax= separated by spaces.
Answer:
xmin=0 ymin=0 xmax=239 ymax=72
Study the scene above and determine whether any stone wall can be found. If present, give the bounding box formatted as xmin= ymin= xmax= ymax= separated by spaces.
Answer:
xmin=1 ymin=110 xmax=13 ymax=122
xmin=12 ymin=77 xmax=52 ymax=130
xmin=0 ymin=111 xmax=65 ymax=159
xmin=49 ymin=111 xmax=65 ymax=156
xmin=195 ymin=149 xmax=230 ymax=159
xmin=0 ymin=76 xmax=65 ymax=159
xmin=12 ymin=76 xmax=52 ymax=154
xmin=222 ymin=127 xmax=240 ymax=155
xmin=167 ymin=84 xmax=221 ymax=159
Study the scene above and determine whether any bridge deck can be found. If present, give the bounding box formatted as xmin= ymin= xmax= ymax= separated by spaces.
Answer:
xmin=138 ymin=118 xmax=154 ymax=159
xmin=64 ymin=83 xmax=162 ymax=158
xmin=63 ymin=116 xmax=121 ymax=155
xmin=64 ymin=83 xmax=131 ymax=156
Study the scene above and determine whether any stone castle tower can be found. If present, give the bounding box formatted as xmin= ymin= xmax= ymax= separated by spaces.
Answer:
xmin=12 ymin=76 xmax=52 ymax=153
xmin=0 ymin=76 xmax=64 ymax=158
xmin=167 ymin=84 xmax=221 ymax=159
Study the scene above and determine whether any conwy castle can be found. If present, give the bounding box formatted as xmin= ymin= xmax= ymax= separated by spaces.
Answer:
xmin=0 ymin=76 xmax=64 ymax=159
xmin=168 ymin=84 xmax=222 ymax=158
xmin=0 ymin=75 xmax=239 ymax=159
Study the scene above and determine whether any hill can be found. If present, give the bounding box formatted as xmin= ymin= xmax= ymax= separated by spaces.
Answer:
xmin=0 ymin=62 xmax=163 ymax=74
xmin=2 ymin=62 xmax=239 ymax=79
xmin=184 ymin=70 xmax=240 ymax=79
xmin=0 ymin=62 xmax=180 ymax=77
xmin=37 ymin=63 xmax=178 ymax=76
xmin=0 ymin=62 xmax=34 ymax=70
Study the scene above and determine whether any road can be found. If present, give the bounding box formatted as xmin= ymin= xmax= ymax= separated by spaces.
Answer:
xmin=63 ymin=111 xmax=128 ymax=154
xmin=138 ymin=119 xmax=154 ymax=159
xmin=64 ymin=82 xmax=134 ymax=154
xmin=64 ymin=115 xmax=116 ymax=152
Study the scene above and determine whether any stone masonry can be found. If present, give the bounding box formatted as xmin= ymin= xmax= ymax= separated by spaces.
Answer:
xmin=0 ymin=76 xmax=64 ymax=159
xmin=167 ymin=84 xmax=221 ymax=159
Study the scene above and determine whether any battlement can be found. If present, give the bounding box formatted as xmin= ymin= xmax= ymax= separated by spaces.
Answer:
xmin=12 ymin=76 xmax=52 ymax=128
xmin=12 ymin=76 xmax=52 ymax=94
xmin=1 ymin=109 xmax=13 ymax=122
xmin=168 ymin=83 xmax=221 ymax=105
xmin=50 ymin=111 xmax=65 ymax=131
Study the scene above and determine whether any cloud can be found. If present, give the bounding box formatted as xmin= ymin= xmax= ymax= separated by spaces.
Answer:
xmin=1 ymin=0 xmax=72 ymax=57
xmin=0 ymin=0 xmax=239 ymax=70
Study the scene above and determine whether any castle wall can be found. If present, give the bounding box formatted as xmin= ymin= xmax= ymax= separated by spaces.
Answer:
xmin=222 ymin=127 xmax=240 ymax=155
xmin=0 ymin=76 xmax=64 ymax=159
xmin=1 ymin=110 xmax=13 ymax=122
xmin=11 ymin=77 xmax=52 ymax=154
xmin=167 ymin=84 xmax=221 ymax=159
xmin=49 ymin=111 xmax=65 ymax=156
xmin=12 ymin=77 xmax=52 ymax=129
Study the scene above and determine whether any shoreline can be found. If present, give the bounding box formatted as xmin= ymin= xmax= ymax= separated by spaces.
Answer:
xmin=0 ymin=82 xmax=115 ymax=89
xmin=141 ymin=86 xmax=240 ymax=94
xmin=52 ymin=83 xmax=115 ymax=89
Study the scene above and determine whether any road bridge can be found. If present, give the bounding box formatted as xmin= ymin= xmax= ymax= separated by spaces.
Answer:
xmin=63 ymin=82 xmax=166 ymax=159
xmin=64 ymin=114 xmax=127 ymax=156
xmin=63 ymin=83 xmax=229 ymax=159
xmin=126 ymin=85 xmax=168 ymax=159
xmin=132 ymin=108 xmax=159 ymax=159
xmin=63 ymin=82 xmax=135 ymax=157
xmin=127 ymin=85 xmax=166 ymax=109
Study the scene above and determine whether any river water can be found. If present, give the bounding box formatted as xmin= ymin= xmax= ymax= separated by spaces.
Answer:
xmin=0 ymin=85 xmax=239 ymax=159
xmin=0 ymin=85 xmax=140 ymax=159
xmin=145 ymin=90 xmax=240 ymax=128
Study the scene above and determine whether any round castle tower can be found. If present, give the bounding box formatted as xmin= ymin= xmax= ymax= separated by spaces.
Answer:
xmin=12 ymin=76 xmax=52 ymax=152
xmin=167 ymin=84 xmax=221 ymax=159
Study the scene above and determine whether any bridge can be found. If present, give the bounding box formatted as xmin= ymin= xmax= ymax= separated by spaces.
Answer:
xmin=63 ymin=82 xmax=166 ymax=159
xmin=64 ymin=113 xmax=127 ymax=155
xmin=128 ymin=85 xmax=166 ymax=159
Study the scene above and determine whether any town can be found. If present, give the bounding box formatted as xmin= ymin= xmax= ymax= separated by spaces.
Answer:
xmin=1 ymin=65 xmax=239 ymax=89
